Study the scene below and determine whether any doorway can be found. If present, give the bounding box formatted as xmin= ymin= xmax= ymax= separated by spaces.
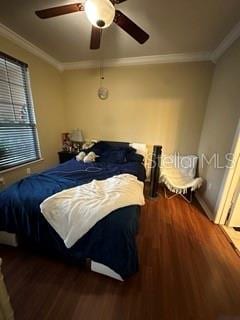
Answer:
xmin=215 ymin=119 xmax=240 ymax=225
xmin=226 ymin=176 xmax=240 ymax=228
xmin=216 ymin=120 xmax=240 ymax=253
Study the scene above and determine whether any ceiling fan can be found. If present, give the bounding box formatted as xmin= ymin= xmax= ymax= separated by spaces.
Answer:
xmin=35 ymin=0 xmax=149 ymax=50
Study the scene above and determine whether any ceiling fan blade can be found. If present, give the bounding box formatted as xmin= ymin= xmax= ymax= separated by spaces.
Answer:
xmin=35 ymin=3 xmax=84 ymax=19
xmin=111 ymin=0 xmax=127 ymax=3
xmin=90 ymin=26 xmax=102 ymax=50
xmin=114 ymin=10 xmax=149 ymax=44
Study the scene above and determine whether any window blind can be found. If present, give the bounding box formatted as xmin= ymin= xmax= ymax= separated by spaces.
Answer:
xmin=0 ymin=52 xmax=41 ymax=171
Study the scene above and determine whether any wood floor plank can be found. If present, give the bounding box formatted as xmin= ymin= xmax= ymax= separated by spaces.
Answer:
xmin=1 ymin=189 xmax=240 ymax=320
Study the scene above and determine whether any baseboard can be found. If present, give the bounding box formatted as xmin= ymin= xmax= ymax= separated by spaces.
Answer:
xmin=220 ymin=226 xmax=240 ymax=257
xmin=195 ymin=192 xmax=214 ymax=221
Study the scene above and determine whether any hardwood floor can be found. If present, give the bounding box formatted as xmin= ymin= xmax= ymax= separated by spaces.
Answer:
xmin=1 ymin=190 xmax=240 ymax=320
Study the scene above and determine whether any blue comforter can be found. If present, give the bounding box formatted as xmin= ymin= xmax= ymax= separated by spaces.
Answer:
xmin=0 ymin=159 xmax=145 ymax=278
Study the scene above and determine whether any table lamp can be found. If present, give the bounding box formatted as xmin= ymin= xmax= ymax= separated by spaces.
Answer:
xmin=70 ymin=129 xmax=84 ymax=152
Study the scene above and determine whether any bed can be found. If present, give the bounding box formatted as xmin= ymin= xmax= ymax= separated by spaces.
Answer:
xmin=0 ymin=141 xmax=146 ymax=280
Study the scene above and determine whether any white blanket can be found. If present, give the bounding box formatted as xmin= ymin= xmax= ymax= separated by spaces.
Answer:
xmin=40 ymin=174 xmax=145 ymax=248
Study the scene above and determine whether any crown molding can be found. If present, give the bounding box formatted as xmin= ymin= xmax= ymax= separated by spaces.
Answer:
xmin=0 ymin=23 xmax=63 ymax=71
xmin=62 ymin=52 xmax=212 ymax=70
xmin=211 ymin=20 xmax=240 ymax=62
xmin=0 ymin=18 xmax=240 ymax=71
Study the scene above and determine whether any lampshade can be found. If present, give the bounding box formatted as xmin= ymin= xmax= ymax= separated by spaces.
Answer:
xmin=85 ymin=0 xmax=115 ymax=29
xmin=70 ymin=129 xmax=83 ymax=142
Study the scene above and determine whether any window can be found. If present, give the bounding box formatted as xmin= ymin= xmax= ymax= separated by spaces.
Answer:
xmin=0 ymin=52 xmax=41 ymax=171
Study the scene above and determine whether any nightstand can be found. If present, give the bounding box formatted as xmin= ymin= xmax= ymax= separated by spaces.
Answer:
xmin=58 ymin=151 xmax=78 ymax=164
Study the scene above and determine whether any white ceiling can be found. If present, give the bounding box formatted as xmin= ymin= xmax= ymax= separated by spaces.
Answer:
xmin=0 ymin=0 xmax=240 ymax=63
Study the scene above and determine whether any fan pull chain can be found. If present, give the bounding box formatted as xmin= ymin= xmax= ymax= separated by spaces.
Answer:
xmin=99 ymin=59 xmax=104 ymax=87
xmin=98 ymin=59 xmax=109 ymax=100
xmin=97 ymin=32 xmax=108 ymax=100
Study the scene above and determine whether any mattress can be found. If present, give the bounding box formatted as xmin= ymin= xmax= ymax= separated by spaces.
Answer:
xmin=0 ymin=152 xmax=146 ymax=279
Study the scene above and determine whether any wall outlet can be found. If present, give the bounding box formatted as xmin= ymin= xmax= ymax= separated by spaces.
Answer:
xmin=26 ymin=167 xmax=31 ymax=175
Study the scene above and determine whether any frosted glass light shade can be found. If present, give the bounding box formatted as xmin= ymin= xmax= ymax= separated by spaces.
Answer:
xmin=70 ymin=129 xmax=83 ymax=142
xmin=98 ymin=87 xmax=109 ymax=100
xmin=85 ymin=0 xmax=115 ymax=28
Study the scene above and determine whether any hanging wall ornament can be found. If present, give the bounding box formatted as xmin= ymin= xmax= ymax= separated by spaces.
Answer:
xmin=98 ymin=60 xmax=109 ymax=100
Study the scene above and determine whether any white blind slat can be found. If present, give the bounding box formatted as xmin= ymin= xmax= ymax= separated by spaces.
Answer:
xmin=0 ymin=52 xmax=41 ymax=171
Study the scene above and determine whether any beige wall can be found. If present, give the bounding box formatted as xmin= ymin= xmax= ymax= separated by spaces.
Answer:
xmin=63 ymin=62 xmax=214 ymax=155
xmin=198 ymin=37 xmax=240 ymax=216
xmin=1 ymin=30 xmax=239 ymax=223
xmin=0 ymin=34 xmax=215 ymax=191
xmin=0 ymin=35 xmax=65 ymax=186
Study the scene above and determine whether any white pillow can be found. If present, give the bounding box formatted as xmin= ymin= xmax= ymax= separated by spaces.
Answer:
xmin=76 ymin=151 xmax=86 ymax=161
xmin=129 ymin=143 xmax=147 ymax=159
xmin=83 ymin=152 xmax=98 ymax=163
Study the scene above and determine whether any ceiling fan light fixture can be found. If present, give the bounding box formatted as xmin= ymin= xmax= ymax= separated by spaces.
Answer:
xmin=85 ymin=0 xmax=115 ymax=29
